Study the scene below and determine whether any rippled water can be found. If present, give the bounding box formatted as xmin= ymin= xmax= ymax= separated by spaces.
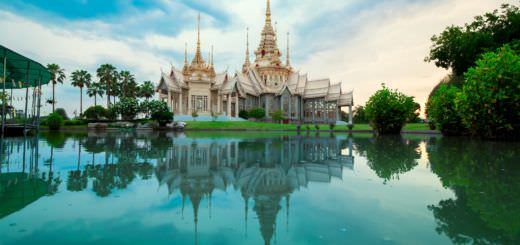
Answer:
xmin=0 ymin=132 xmax=519 ymax=244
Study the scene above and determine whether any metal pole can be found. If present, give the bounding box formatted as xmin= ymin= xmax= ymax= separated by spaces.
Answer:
xmin=2 ymin=55 xmax=7 ymax=136
xmin=36 ymin=77 xmax=42 ymax=131
xmin=23 ymin=62 xmax=30 ymax=134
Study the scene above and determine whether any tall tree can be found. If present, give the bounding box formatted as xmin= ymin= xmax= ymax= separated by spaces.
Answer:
xmin=96 ymin=64 xmax=118 ymax=108
xmin=119 ymin=70 xmax=137 ymax=98
xmin=46 ymin=64 xmax=66 ymax=112
xmin=87 ymin=82 xmax=104 ymax=106
xmin=71 ymin=70 xmax=92 ymax=117
xmin=139 ymin=81 xmax=155 ymax=101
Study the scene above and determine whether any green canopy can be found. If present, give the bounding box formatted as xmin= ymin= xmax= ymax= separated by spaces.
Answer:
xmin=0 ymin=44 xmax=52 ymax=89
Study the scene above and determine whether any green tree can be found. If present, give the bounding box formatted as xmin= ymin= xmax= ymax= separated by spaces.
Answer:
xmin=46 ymin=112 xmax=64 ymax=130
xmin=96 ymin=64 xmax=118 ymax=108
xmin=270 ymin=110 xmax=285 ymax=123
xmin=427 ymin=84 xmax=466 ymax=136
xmin=457 ymin=45 xmax=520 ymax=140
xmin=46 ymin=64 xmax=66 ymax=112
xmin=87 ymin=82 xmax=104 ymax=106
xmin=113 ymin=97 xmax=139 ymax=120
xmin=119 ymin=70 xmax=137 ymax=99
xmin=353 ymin=105 xmax=368 ymax=123
xmin=249 ymin=107 xmax=266 ymax=120
xmin=365 ymin=85 xmax=417 ymax=135
xmin=71 ymin=70 xmax=92 ymax=117
xmin=139 ymin=81 xmax=155 ymax=101
xmin=425 ymin=4 xmax=520 ymax=76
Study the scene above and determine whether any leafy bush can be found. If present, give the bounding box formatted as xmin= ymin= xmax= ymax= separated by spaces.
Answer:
xmin=270 ymin=110 xmax=285 ymax=123
xmin=152 ymin=111 xmax=174 ymax=127
xmin=365 ymin=85 xmax=417 ymax=135
xmin=427 ymin=84 xmax=466 ymax=136
xmin=83 ymin=106 xmax=106 ymax=120
xmin=106 ymin=106 xmax=118 ymax=121
xmin=457 ymin=45 xmax=520 ymax=140
xmin=191 ymin=111 xmax=199 ymax=121
xmin=239 ymin=110 xmax=249 ymax=119
xmin=114 ymin=98 xmax=139 ymax=120
xmin=55 ymin=108 xmax=69 ymax=120
xmin=46 ymin=112 xmax=64 ymax=130
xmin=249 ymin=108 xmax=265 ymax=120
xmin=353 ymin=106 xmax=368 ymax=123
xmin=141 ymin=100 xmax=169 ymax=118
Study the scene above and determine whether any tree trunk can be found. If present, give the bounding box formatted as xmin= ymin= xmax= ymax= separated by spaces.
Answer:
xmin=107 ymin=80 xmax=111 ymax=108
xmin=77 ymin=141 xmax=81 ymax=170
xmin=94 ymin=94 xmax=97 ymax=106
xmin=52 ymin=82 xmax=55 ymax=112
xmin=80 ymin=87 xmax=83 ymax=117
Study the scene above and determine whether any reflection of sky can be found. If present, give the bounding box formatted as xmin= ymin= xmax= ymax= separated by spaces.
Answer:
xmin=0 ymin=134 xmax=454 ymax=244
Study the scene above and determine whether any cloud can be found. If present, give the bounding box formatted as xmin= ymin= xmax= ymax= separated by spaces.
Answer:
xmin=0 ymin=0 xmax=515 ymax=116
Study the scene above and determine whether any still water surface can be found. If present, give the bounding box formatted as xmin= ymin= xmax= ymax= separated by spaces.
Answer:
xmin=0 ymin=132 xmax=519 ymax=244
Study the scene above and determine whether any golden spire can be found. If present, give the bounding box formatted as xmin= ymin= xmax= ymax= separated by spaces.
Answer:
xmin=243 ymin=27 xmax=251 ymax=72
xmin=191 ymin=13 xmax=205 ymax=66
xmin=286 ymin=32 xmax=290 ymax=67
xmin=266 ymin=0 xmax=271 ymax=24
xmin=184 ymin=42 xmax=188 ymax=65
xmin=255 ymin=0 xmax=282 ymax=65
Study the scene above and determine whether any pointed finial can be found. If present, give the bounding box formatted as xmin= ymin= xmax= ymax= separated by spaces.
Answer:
xmin=211 ymin=45 xmax=214 ymax=67
xmin=266 ymin=0 xmax=271 ymax=23
xmin=286 ymin=32 xmax=290 ymax=67
xmin=243 ymin=27 xmax=251 ymax=71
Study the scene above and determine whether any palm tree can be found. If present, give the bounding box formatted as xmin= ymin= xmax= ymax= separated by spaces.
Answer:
xmin=139 ymin=81 xmax=155 ymax=101
xmin=119 ymin=70 xmax=137 ymax=98
xmin=71 ymin=70 xmax=92 ymax=117
xmin=96 ymin=64 xmax=118 ymax=108
xmin=47 ymin=64 xmax=66 ymax=112
xmin=87 ymin=82 xmax=104 ymax=106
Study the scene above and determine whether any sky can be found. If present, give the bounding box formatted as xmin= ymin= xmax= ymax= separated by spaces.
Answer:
xmin=0 ymin=0 xmax=515 ymax=117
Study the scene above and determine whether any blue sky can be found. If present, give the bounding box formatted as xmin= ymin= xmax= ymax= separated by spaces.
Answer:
xmin=0 ymin=0 xmax=514 ymax=116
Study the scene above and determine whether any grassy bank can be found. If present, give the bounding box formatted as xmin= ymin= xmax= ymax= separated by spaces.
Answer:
xmin=183 ymin=121 xmax=431 ymax=132
xmin=44 ymin=122 xmax=434 ymax=132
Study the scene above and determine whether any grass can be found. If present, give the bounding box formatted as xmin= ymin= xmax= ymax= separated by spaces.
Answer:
xmin=42 ymin=121 xmax=434 ymax=132
xmin=184 ymin=121 xmax=432 ymax=132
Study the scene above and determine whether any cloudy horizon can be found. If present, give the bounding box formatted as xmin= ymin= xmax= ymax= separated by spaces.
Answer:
xmin=1 ymin=0 xmax=515 ymax=117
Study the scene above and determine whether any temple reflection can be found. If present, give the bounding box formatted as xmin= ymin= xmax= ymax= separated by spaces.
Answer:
xmin=155 ymin=135 xmax=355 ymax=245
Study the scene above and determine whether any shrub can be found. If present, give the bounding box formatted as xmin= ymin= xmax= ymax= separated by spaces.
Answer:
xmin=329 ymin=123 xmax=336 ymax=131
xmin=457 ymin=45 xmax=520 ymax=140
xmin=427 ymin=84 xmax=466 ymax=136
xmin=239 ymin=110 xmax=249 ymax=119
xmin=365 ymin=85 xmax=417 ymax=135
xmin=46 ymin=112 xmax=64 ymax=130
xmin=106 ymin=106 xmax=118 ymax=121
xmin=270 ymin=110 xmax=284 ymax=123
xmin=315 ymin=124 xmax=320 ymax=130
xmin=114 ymin=98 xmax=139 ymax=120
xmin=141 ymin=100 xmax=169 ymax=118
xmin=83 ymin=106 xmax=106 ymax=120
xmin=191 ymin=111 xmax=199 ymax=121
xmin=55 ymin=108 xmax=69 ymax=120
xmin=249 ymin=108 xmax=265 ymax=120
xmin=64 ymin=119 xmax=87 ymax=126
xmin=152 ymin=111 xmax=174 ymax=127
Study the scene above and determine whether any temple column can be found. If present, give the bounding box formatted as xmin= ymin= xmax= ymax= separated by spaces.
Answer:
xmin=208 ymin=92 xmax=212 ymax=113
xmin=179 ymin=94 xmax=183 ymax=115
xmin=167 ymin=91 xmax=172 ymax=112
xmin=188 ymin=91 xmax=192 ymax=114
xmin=348 ymin=105 xmax=353 ymax=125
xmin=265 ymin=96 xmax=270 ymax=118
xmin=227 ymin=94 xmax=231 ymax=116
xmin=235 ymin=96 xmax=239 ymax=118
xmin=217 ymin=95 xmax=221 ymax=113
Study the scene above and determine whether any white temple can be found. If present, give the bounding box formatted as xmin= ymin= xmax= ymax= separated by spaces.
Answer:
xmin=156 ymin=0 xmax=354 ymax=123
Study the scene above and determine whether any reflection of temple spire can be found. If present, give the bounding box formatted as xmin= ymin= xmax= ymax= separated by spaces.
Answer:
xmin=286 ymin=195 xmax=290 ymax=232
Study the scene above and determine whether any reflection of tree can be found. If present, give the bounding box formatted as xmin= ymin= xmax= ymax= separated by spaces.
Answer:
xmin=86 ymin=163 xmax=153 ymax=197
xmin=427 ymin=138 xmax=520 ymax=244
xmin=354 ymin=136 xmax=420 ymax=182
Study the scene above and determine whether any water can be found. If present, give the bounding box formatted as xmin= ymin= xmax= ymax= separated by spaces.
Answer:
xmin=0 ymin=132 xmax=519 ymax=245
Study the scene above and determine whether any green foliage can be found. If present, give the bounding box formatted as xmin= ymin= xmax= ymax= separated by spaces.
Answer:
xmin=84 ymin=106 xmax=107 ymax=120
xmin=365 ymin=85 xmax=417 ymax=135
xmin=119 ymin=70 xmax=138 ymax=98
xmin=64 ymin=119 xmax=88 ymax=126
xmin=425 ymin=4 xmax=520 ymax=76
xmin=152 ymin=111 xmax=174 ymax=126
xmin=249 ymin=107 xmax=265 ymax=120
xmin=239 ymin=110 xmax=249 ymax=119
xmin=54 ymin=108 xmax=69 ymax=120
xmin=407 ymin=102 xmax=422 ymax=123
xmin=427 ymin=84 xmax=466 ymax=136
xmin=353 ymin=106 xmax=368 ymax=123
xmin=112 ymin=98 xmax=139 ymax=120
xmin=138 ymin=81 xmax=155 ymax=100
xmin=457 ymin=45 xmax=520 ymax=140
xmin=46 ymin=112 xmax=64 ymax=130
xmin=140 ymin=100 xmax=168 ymax=119
xmin=191 ymin=111 xmax=199 ymax=121
xmin=270 ymin=110 xmax=285 ymax=123
xmin=106 ymin=106 xmax=118 ymax=121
